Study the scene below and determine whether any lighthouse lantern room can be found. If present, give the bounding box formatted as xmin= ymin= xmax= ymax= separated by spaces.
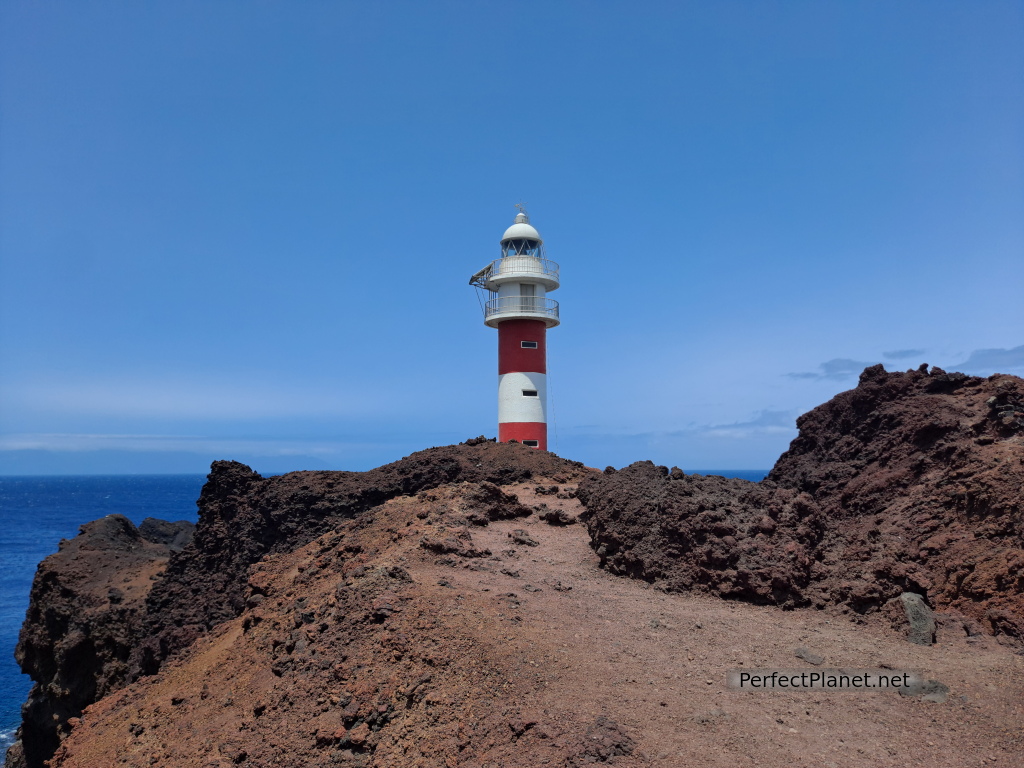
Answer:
xmin=469 ymin=208 xmax=560 ymax=450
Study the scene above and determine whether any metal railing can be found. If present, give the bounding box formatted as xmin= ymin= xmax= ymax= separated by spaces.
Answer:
xmin=471 ymin=257 xmax=560 ymax=287
xmin=484 ymin=296 xmax=560 ymax=320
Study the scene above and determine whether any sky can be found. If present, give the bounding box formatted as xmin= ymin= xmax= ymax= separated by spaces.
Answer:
xmin=1 ymin=0 xmax=1022 ymax=475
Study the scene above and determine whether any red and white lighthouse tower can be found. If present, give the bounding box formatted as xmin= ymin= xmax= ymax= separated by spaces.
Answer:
xmin=470 ymin=208 xmax=560 ymax=449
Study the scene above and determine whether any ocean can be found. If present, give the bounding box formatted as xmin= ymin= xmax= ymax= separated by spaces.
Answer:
xmin=688 ymin=470 xmax=769 ymax=483
xmin=0 ymin=475 xmax=205 ymax=757
xmin=0 ymin=467 xmax=768 ymax=759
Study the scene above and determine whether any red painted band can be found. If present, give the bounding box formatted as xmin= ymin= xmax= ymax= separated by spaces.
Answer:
xmin=497 ymin=319 xmax=547 ymax=375
xmin=499 ymin=421 xmax=547 ymax=450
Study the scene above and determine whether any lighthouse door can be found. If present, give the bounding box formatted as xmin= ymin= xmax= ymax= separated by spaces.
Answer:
xmin=519 ymin=283 xmax=535 ymax=313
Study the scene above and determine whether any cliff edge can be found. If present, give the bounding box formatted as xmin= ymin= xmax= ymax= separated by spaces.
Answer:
xmin=8 ymin=516 xmax=194 ymax=768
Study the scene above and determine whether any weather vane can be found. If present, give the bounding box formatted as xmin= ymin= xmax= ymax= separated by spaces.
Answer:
xmin=515 ymin=201 xmax=528 ymax=215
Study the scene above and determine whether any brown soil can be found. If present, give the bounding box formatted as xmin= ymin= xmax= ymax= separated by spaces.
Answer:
xmin=136 ymin=440 xmax=589 ymax=679
xmin=46 ymin=482 xmax=1024 ymax=768
xmin=8 ymin=441 xmax=589 ymax=768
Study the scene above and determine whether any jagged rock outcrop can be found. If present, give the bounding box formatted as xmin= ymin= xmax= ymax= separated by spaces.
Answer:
xmin=8 ymin=516 xmax=193 ymax=768
xmin=579 ymin=367 xmax=1024 ymax=640
xmin=579 ymin=466 xmax=825 ymax=607
xmin=770 ymin=365 xmax=1023 ymax=633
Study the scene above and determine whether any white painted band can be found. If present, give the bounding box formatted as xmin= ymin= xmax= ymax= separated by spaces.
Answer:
xmin=497 ymin=372 xmax=547 ymax=424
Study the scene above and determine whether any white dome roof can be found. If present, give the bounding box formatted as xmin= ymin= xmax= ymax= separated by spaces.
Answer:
xmin=500 ymin=212 xmax=543 ymax=243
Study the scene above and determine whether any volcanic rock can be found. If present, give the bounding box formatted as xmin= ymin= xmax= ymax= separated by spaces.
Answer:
xmin=452 ymin=481 xmax=534 ymax=525
xmin=565 ymin=716 xmax=637 ymax=766
xmin=578 ymin=367 xmax=1024 ymax=639
xmin=539 ymin=506 xmax=578 ymax=526
xmin=898 ymin=679 xmax=951 ymax=704
xmin=510 ymin=529 xmax=540 ymax=547
xmin=794 ymin=646 xmax=825 ymax=665
xmin=578 ymin=465 xmax=824 ymax=606
xmin=136 ymin=517 xmax=195 ymax=551
xmin=11 ymin=515 xmax=187 ymax=767
xmin=883 ymin=592 xmax=937 ymax=645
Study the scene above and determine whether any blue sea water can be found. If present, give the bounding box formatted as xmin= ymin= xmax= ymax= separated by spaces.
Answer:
xmin=689 ymin=469 xmax=769 ymax=482
xmin=0 ymin=475 xmax=205 ymax=757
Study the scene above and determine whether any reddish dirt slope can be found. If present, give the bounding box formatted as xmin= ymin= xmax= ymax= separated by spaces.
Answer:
xmin=137 ymin=440 xmax=589 ymax=678
xmin=48 ymin=482 xmax=1024 ymax=768
xmin=7 ymin=441 xmax=587 ymax=768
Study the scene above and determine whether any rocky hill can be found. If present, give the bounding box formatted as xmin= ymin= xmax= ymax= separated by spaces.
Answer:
xmin=580 ymin=366 xmax=1024 ymax=638
xmin=5 ymin=368 xmax=1023 ymax=768
xmin=6 ymin=442 xmax=588 ymax=768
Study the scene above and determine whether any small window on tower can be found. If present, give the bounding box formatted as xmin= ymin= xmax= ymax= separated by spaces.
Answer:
xmin=522 ymin=390 xmax=538 ymax=397
xmin=521 ymin=341 xmax=538 ymax=349
xmin=523 ymin=440 xmax=540 ymax=448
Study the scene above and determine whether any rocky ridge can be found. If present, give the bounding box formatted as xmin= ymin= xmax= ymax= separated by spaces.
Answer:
xmin=579 ymin=366 xmax=1024 ymax=639
xmin=6 ymin=369 xmax=1024 ymax=767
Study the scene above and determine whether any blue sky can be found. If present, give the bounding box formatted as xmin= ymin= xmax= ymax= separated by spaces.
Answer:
xmin=1 ymin=1 xmax=1022 ymax=475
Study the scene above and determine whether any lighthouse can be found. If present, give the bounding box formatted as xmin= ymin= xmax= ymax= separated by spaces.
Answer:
xmin=470 ymin=208 xmax=560 ymax=449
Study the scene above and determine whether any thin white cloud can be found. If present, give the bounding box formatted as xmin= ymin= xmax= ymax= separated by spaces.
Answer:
xmin=949 ymin=345 xmax=1024 ymax=374
xmin=0 ymin=432 xmax=347 ymax=457
xmin=701 ymin=425 xmax=795 ymax=440
xmin=565 ymin=409 xmax=799 ymax=442
xmin=684 ymin=409 xmax=797 ymax=440
xmin=883 ymin=348 xmax=926 ymax=360
xmin=787 ymin=358 xmax=882 ymax=381
xmin=786 ymin=347 xmax=1024 ymax=383
xmin=700 ymin=427 xmax=794 ymax=440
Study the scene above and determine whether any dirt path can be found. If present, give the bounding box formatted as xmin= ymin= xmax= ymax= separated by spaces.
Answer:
xmin=418 ymin=482 xmax=1024 ymax=768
